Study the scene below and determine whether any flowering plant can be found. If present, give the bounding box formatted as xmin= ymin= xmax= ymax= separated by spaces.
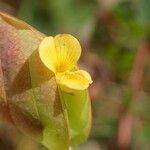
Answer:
xmin=0 ymin=12 xmax=92 ymax=150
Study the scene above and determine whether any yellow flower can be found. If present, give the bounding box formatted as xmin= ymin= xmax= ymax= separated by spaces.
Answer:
xmin=39 ymin=34 xmax=92 ymax=92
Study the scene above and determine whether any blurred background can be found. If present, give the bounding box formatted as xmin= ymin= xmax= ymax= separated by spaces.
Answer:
xmin=0 ymin=0 xmax=150 ymax=150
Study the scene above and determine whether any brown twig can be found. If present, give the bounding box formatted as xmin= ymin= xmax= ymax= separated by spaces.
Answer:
xmin=117 ymin=40 xmax=150 ymax=150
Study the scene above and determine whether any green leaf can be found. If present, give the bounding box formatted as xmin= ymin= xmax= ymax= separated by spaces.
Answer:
xmin=0 ymin=12 xmax=91 ymax=150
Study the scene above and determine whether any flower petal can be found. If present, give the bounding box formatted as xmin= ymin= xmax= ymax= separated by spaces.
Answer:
xmin=39 ymin=36 xmax=56 ymax=72
xmin=39 ymin=34 xmax=81 ymax=74
xmin=56 ymin=70 xmax=92 ymax=92
xmin=54 ymin=34 xmax=81 ymax=73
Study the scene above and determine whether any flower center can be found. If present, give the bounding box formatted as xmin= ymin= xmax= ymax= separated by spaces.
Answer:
xmin=55 ymin=63 xmax=66 ymax=73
